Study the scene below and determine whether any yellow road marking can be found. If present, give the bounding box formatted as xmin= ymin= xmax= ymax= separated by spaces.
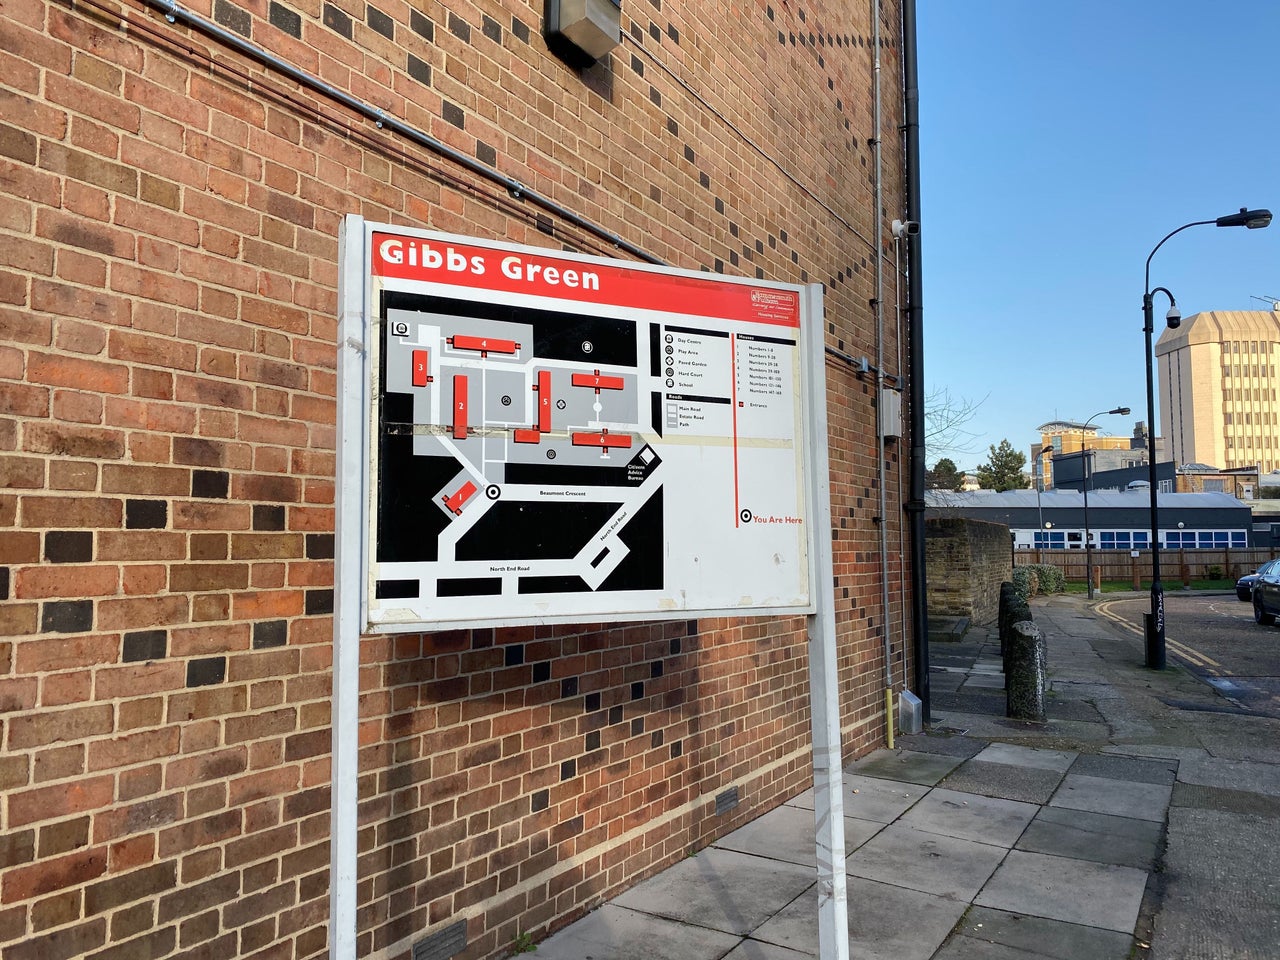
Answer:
xmin=1094 ymin=600 xmax=1222 ymax=669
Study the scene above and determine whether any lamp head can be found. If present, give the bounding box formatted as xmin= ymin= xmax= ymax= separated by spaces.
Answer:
xmin=1111 ymin=406 xmax=1132 ymax=416
xmin=1216 ymin=207 xmax=1272 ymax=229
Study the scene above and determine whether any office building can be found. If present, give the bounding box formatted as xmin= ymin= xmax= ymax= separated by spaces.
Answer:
xmin=1157 ymin=308 xmax=1280 ymax=472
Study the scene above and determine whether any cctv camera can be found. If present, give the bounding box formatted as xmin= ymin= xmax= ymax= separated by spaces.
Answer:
xmin=1165 ymin=305 xmax=1182 ymax=329
xmin=891 ymin=219 xmax=920 ymax=239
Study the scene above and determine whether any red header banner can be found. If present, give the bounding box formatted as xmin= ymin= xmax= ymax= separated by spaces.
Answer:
xmin=371 ymin=232 xmax=800 ymax=328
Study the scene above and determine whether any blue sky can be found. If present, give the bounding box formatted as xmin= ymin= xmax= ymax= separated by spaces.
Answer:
xmin=917 ymin=1 xmax=1280 ymax=470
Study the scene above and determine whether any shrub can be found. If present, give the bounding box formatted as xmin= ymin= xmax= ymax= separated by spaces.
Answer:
xmin=1031 ymin=563 xmax=1066 ymax=594
xmin=1012 ymin=564 xmax=1065 ymax=600
xmin=1011 ymin=566 xmax=1037 ymax=600
xmin=1206 ymin=564 xmax=1224 ymax=580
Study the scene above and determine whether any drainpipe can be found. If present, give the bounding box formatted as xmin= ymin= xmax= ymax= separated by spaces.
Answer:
xmin=901 ymin=0 xmax=931 ymax=722
xmin=871 ymin=0 xmax=894 ymax=748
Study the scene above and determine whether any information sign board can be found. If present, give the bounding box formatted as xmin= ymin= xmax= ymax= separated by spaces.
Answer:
xmin=346 ymin=222 xmax=818 ymax=630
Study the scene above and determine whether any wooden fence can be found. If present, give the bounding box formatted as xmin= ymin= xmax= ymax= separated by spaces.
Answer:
xmin=1015 ymin=547 xmax=1280 ymax=585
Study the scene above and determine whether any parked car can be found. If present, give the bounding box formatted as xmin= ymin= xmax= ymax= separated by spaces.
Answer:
xmin=1237 ymin=559 xmax=1280 ymax=601
xmin=1252 ymin=562 xmax=1280 ymax=625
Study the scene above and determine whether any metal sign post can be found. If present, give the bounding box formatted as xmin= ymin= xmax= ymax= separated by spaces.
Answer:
xmin=802 ymin=284 xmax=850 ymax=960
xmin=331 ymin=214 xmax=367 ymax=960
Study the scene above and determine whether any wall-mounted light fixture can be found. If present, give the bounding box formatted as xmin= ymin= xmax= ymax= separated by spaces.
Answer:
xmin=545 ymin=0 xmax=622 ymax=66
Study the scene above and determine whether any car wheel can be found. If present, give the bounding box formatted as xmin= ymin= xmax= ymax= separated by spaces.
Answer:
xmin=1255 ymin=595 xmax=1275 ymax=626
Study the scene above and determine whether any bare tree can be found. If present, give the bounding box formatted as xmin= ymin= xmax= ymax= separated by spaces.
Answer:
xmin=924 ymin=386 xmax=985 ymax=463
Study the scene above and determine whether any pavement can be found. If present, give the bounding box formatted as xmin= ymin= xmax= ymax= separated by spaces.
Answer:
xmin=532 ymin=593 xmax=1280 ymax=959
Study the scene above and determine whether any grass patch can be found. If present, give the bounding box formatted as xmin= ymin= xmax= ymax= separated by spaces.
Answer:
xmin=1064 ymin=579 xmax=1235 ymax=594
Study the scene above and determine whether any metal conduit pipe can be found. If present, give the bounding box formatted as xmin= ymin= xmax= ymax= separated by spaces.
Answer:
xmin=894 ymin=237 xmax=909 ymax=688
xmin=901 ymin=0 xmax=931 ymax=722
xmin=870 ymin=0 xmax=894 ymax=747
xmin=145 ymin=0 xmax=663 ymax=266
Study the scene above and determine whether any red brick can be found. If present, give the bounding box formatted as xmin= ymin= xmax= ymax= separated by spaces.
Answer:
xmin=27 ymin=351 xmax=129 ymax=393
xmin=231 ymin=590 xmax=305 ymax=621
xmin=51 ymin=389 xmax=103 ymax=423
xmin=100 ymin=463 xmax=190 ymax=496
xmin=165 ymin=685 xmax=248 ymax=725
xmin=0 ymin=530 xmax=41 ymax=562
xmin=0 ymin=855 xmax=106 ymax=906
xmin=9 ymin=773 xmax=114 ymax=827
xmin=88 ymin=728 xmax=181 ymax=773
xmin=100 ymin=663 xmax=183 ymax=702
xmin=14 ymin=634 xmax=118 ymax=673
xmin=98 ymin=532 xmax=186 ymax=562
xmin=121 ymin=563 xmax=168 ymax=596
xmin=0 ymin=382 xmax=50 ymax=417
xmin=127 ymin=434 xmax=172 ymax=464
xmin=31 ymin=278 xmax=131 ymax=328
xmin=0 ymin=456 xmax=45 ymax=489
xmin=48 ymin=459 xmax=98 ymax=491
xmin=95 ymin=595 xmax=189 ymax=631
xmin=92 ymin=795 xmax=183 ymax=845
xmin=0 ymin=677 xmax=37 ymax=711
xmin=1 ymin=918 xmax=106 ymax=960
xmin=39 ymin=671 xmax=93 ymax=709
xmin=169 ymin=623 xmax=250 ymax=657
xmin=171 ymin=500 xmax=252 ymax=531
xmin=53 ymin=252 xmax=108 ymax=293
xmin=108 ymin=834 xmax=156 ymax=872
xmin=132 ymin=367 xmax=174 ymax=400
xmin=15 ymin=564 xmax=118 ymax=599
xmin=174 ymin=373 xmax=254 ymax=411
xmin=8 ymin=703 xmax=113 ymax=750
xmin=24 ymin=421 xmax=125 ymax=460
xmin=0 ymin=603 xmax=38 ymax=636
xmin=20 ymin=496 xmax=122 ymax=527
xmin=106 ymin=327 xmax=198 ymax=371
xmin=168 ymin=563 xmax=249 ymax=593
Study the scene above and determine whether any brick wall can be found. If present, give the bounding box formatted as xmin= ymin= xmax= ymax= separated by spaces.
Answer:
xmin=0 ymin=1 xmax=911 ymax=958
xmin=925 ymin=518 xmax=1011 ymax=625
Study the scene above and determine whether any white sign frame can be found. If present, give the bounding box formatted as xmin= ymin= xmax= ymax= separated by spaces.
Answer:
xmin=331 ymin=216 xmax=848 ymax=960
xmin=343 ymin=219 xmax=820 ymax=632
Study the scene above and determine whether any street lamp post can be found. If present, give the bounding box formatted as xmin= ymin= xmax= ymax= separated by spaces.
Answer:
xmin=1142 ymin=208 xmax=1272 ymax=669
xmin=1081 ymin=406 xmax=1131 ymax=600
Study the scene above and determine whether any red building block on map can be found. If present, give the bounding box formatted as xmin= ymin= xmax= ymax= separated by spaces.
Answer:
xmin=448 ymin=334 xmax=519 ymax=357
xmin=452 ymin=375 xmax=468 ymax=440
xmin=442 ymin=480 xmax=478 ymax=515
xmin=571 ymin=429 xmax=632 ymax=450
xmin=571 ymin=370 xmax=625 ymax=392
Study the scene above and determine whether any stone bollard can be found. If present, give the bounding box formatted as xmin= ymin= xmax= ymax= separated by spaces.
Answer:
xmin=998 ymin=582 xmax=1030 ymax=672
xmin=1006 ymin=620 xmax=1046 ymax=722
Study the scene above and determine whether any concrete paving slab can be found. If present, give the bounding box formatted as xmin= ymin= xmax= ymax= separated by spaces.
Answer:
xmin=1151 ymin=805 xmax=1280 ymax=959
xmin=961 ymin=674 xmax=1006 ymax=689
xmin=845 ymin=823 xmax=1008 ymax=901
xmin=975 ymin=742 xmax=1076 ymax=772
xmin=533 ymin=904 xmax=741 ymax=960
xmin=1049 ymin=774 xmax=1172 ymax=822
xmin=1048 ymin=680 xmax=1123 ymax=702
xmin=712 ymin=803 xmax=885 ymax=866
xmin=788 ymin=775 xmax=926 ymax=823
xmin=846 ymin=748 xmax=963 ymax=786
xmin=611 ymin=847 xmax=815 ymax=937
xmin=940 ymin=759 xmax=1065 ymax=804
xmin=1174 ymin=754 xmax=1280 ymax=795
xmin=721 ymin=939 xmax=815 ymax=960
xmin=1015 ymin=806 xmax=1163 ymax=870
xmin=897 ymin=787 xmax=1038 ymax=847
xmin=940 ymin=905 xmax=1133 ymax=960
xmin=1068 ymin=753 xmax=1177 ymax=785
xmin=895 ymin=733 xmax=987 ymax=760
xmin=751 ymin=876 xmax=966 ymax=960
xmin=975 ymin=849 xmax=1148 ymax=932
